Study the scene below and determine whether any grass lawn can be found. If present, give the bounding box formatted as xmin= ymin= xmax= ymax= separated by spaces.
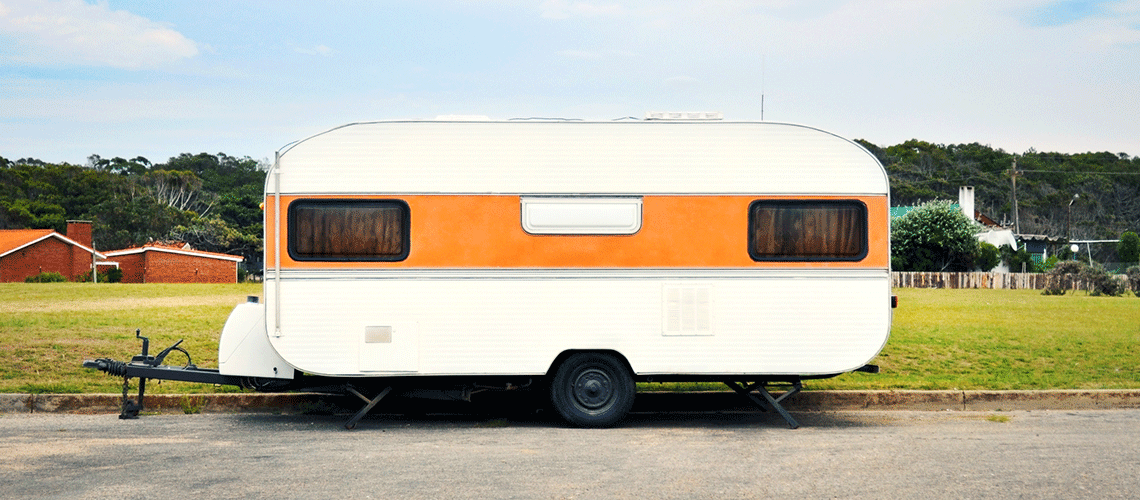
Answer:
xmin=813 ymin=287 xmax=1140 ymax=390
xmin=1 ymin=282 xmax=260 ymax=394
xmin=1 ymin=283 xmax=1137 ymax=394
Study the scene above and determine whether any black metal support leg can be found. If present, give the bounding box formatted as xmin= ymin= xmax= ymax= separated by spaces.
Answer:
xmin=343 ymin=385 xmax=392 ymax=430
xmin=725 ymin=380 xmax=802 ymax=429
xmin=119 ymin=375 xmax=145 ymax=419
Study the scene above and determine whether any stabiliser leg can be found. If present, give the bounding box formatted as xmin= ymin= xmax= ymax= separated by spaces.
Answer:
xmin=343 ymin=385 xmax=392 ymax=430
xmin=119 ymin=375 xmax=145 ymax=419
xmin=725 ymin=380 xmax=802 ymax=429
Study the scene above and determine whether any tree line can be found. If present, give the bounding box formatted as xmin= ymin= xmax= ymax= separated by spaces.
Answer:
xmin=2 ymin=139 xmax=1138 ymax=272
xmin=857 ymin=139 xmax=1140 ymax=265
xmin=0 ymin=153 xmax=264 ymax=269
xmin=858 ymin=139 xmax=1140 ymax=242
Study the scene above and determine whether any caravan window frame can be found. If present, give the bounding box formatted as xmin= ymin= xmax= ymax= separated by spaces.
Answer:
xmin=288 ymin=199 xmax=410 ymax=262
xmin=747 ymin=199 xmax=868 ymax=262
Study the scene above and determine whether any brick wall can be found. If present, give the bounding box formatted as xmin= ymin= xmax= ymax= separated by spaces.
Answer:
xmin=130 ymin=251 xmax=237 ymax=283
xmin=113 ymin=252 xmax=146 ymax=283
xmin=0 ymin=237 xmax=93 ymax=282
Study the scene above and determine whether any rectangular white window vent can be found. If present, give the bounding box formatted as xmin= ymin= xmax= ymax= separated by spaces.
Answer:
xmin=521 ymin=197 xmax=642 ymax=235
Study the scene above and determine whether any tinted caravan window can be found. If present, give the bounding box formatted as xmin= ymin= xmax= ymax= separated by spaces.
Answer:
xmin=289 ymin=200 xmax=409 ymax=261
xmin=748 ymin=200 xmax=867 ymax=261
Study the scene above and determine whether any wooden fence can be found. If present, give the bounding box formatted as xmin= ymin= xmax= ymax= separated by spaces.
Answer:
xmin=892 ymin=272 xmax=1053 ymax=290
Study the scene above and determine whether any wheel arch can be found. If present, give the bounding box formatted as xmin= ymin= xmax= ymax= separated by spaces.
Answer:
xmin=546 ymin=349 xmax=634 ymax=378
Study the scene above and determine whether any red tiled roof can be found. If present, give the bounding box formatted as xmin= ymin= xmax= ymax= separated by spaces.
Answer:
xmin=0 ymin=229 xmax=54 ymax=256
xmin=103 ymin=243 xmax=244 ymax=262
xmin=0 ymin=229 xmax=105 ymax=258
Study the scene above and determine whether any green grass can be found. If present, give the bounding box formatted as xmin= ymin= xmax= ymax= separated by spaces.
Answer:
xmin=1 ymin=284 xmax=1137 ymax=394
xmin=811 ymin=288 xmax=1140 ymax=390
xmin=0 ymin=282 xmax=260 ymax=394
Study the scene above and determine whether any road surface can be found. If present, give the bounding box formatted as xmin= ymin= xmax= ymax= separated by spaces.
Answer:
xmin=2 ymin=409 xmax=1137 ymax=499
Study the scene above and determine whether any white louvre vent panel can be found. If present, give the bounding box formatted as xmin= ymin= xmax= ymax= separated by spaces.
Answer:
xmin=663 ymin=285 xmax=712 ymax=336
xmin=273 ymin=121 xmax=888 ymax=196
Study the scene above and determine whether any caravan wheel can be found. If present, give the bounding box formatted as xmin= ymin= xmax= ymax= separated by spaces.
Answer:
xmin=550 ymin=352 xmax=635 ymax=428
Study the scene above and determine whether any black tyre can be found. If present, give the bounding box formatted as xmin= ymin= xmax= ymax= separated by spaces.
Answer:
xmin=550 ymin=352 xmax=635 ymax=428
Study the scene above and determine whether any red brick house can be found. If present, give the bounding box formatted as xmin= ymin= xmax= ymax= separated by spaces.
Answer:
xmin=103 ymin=243 xmax=243 ymax=283
xmin=0 ymin=221 xmax=107 ymax=282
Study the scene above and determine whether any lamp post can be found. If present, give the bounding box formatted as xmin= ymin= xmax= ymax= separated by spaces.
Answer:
xmin=1066 ymin=194 xmax=1079 ymax=242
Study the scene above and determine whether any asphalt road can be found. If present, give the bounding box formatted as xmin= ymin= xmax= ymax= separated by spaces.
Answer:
xmin=3 ymin=409 xmax=1138 ymax=499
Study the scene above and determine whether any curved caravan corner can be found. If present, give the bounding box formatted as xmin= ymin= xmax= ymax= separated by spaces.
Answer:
xmin=256 ymin=120 xmax=892 ymax=387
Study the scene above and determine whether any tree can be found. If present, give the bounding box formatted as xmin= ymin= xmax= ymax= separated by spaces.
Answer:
xmin=1118 ymin=231 xmax=1140 ymax=265
xmin=891 ymin=200 xmax=981 ymax=272
xmin=136 ymin=169 xmax=211 ymax=213
xmin=999 ymin=244 xmax=1036 ymax=273
xmin=168 ymin=215 xmax=260 ymax=261
xmin=976 ymin=242 xmax=1001 ymax=272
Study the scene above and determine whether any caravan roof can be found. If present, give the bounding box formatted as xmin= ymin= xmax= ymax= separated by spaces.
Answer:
xmin=273 ymin=120 xmax=889 ymax=196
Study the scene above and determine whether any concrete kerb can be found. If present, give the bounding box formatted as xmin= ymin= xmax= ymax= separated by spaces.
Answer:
xmin=3 ymin=390 xmax=1139 ymax=415
xmin=0 ymin=393 xmax=328 ymax=415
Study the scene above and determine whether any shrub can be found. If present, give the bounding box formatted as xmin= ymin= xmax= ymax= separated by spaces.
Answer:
xmin=25 ymin=272 xmax=67 ymax=283
xmin=1041 ymin=255 xmax=1060 ymax=272
xmin=891 ymin=200 xmax=981 ymax=272
xmin=976 ymin=242 xmax=1000 ymax=272
xmin=74 ymin=269 xmax=123 ymax=283
xmin=1080 ymin=265 xmax=1127 ymax=297
xmin=1043 ymin=261 xmax=1084 ymax=295
xmin=999 ymin=244 xmax=1036 ymax=273
xmin=1119 ymin=231 xmax=1140 ymax=265
xmin=1126 ymin=266 xmax=1140 ymax=297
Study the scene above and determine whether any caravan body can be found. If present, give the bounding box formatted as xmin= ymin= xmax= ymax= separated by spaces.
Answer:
xmin=220 ymin=120 xmax=892 ymax=394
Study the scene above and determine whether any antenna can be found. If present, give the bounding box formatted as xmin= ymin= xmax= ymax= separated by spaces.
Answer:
xmin=761 ymin=54 xmax=766 ymax=121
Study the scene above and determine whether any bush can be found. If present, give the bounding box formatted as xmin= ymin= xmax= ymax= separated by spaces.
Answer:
xmin=999 ymin=244 xmax=1036 ymax=273
xmin=1050 ymin=260 xmax=1128 ymax=297
xmin=24 ymin=272 xmax=67 ymax=283
xmin=975 ymin=242 xmax=1000 ymax=272
xmin=891 ymin=200 xmax=981 ymax=272
xmin=1126 ymin=266 xmax=1140 ymax=297
xmin=1080 ymin=265 xmax=1127 ymax=297
xmin=1120 ymin=232 xmax=1140 ymax=265
xmin=1043 ymin=261 xmax=1085 ymax=295
xmin=74 ymin=268 xmax=123 ymax=283
xmin=1041 ymin=255 xmax=1061 ymax=272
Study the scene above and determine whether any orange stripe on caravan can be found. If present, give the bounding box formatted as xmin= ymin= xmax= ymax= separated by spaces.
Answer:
xmin=266 ymin=195 xmax=890 ymax=269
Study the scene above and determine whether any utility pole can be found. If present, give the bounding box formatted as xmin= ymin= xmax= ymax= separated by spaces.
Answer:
xmin=1010 ymin=158 xmax=1021 ymax=235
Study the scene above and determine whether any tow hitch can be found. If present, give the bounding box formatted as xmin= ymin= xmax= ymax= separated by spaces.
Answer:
xmin=83 ymin=330 xmax=244 ymax=419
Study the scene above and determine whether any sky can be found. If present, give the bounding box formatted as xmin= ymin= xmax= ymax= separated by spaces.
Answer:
xmin=1 ymin=0 xmax=1138 ymax=166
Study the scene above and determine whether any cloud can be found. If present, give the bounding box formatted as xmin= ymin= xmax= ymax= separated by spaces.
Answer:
xmin=0 ymin=0 xmax=198 ymax=69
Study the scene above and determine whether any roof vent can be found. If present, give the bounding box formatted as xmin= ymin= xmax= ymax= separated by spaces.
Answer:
xmin=433 ymin=115 xmax=491 ymax=121
xmin=645 ymin=111 xmax=723 ymax=121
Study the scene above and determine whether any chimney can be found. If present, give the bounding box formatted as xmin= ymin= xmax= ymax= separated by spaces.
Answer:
xmin=66 ymin=220 xmax=93 ymax=250
xmin=958 ymin=186 xmax=975 ymax=222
